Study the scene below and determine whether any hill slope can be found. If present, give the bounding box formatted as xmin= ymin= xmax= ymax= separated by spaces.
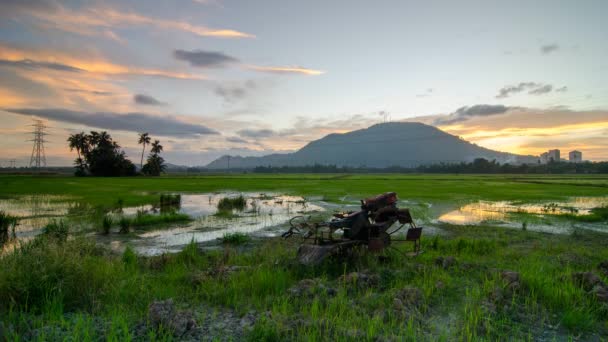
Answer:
xmin=207 ymin=122 xmax=536 ymax=169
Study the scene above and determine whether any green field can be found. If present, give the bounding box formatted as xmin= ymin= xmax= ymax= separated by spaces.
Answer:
xmin=2 ymin=174 xmax=608 ymax=207
xmin=1 ymin=174 xmax=607 ymax=341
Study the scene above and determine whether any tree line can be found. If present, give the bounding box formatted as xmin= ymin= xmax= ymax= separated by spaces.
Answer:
xmin=251 ymin=158 xmax=608 ymax=174
xmin=67 ymin=131 xmax=165 ymax=177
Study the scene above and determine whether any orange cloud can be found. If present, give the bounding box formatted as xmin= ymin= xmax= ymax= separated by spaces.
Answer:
xmin=447 ymin=121 xmax=608 ymax=141
xmin=248 ymin=65 xmax=325 ymax=75
xmin=436 ymin=113 xmax=608 ymax=160
xmin=0 ymin=43 xmax=205 ymax=80
xmin=26 ymin=4 xmax=254 ymax=39
xmin=0 ymin=88 xmax=29 ymax=107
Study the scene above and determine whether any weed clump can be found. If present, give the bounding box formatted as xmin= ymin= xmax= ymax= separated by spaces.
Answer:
xmin=217 ymin=195 xmax=246 ymax=212
xmin=0 ymin=211 xmax=18 ymax=245
xmin=119 ymin=217 xmax=131 ymax=234
xmin=122 ymin=245 xmax=138 ymax=267
xmin=160 ymin=194 xmax=181 ymax=207
xmin=101 ymin=215 xmax=113 ymax=235
xmin=222 ymin=232 xmax=250 ymax=245
xmin=160 ymin=194 xmax=181 ymax=214
xmin=129 ymin=212 xmax=191 ymax=227
xmin=43 ymin=220 xmax=69 ymax=241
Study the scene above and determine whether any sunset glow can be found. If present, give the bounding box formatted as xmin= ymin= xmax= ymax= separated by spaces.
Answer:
xmin=1 ymin=1 xmax=606 ymax=166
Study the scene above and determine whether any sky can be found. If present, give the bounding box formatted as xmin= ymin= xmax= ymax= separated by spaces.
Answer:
xmin=0 ymin=0 xmax=607 ymax=166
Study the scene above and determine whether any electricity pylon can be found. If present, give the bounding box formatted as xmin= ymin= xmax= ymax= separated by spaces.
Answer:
xmin=29 ymin=119 xmax=47 ymax=168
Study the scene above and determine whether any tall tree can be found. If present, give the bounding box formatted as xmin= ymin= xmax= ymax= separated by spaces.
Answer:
xmin=67 ymin=132 xmax=88 ymax=176
xmin=138 ymin=133 xmax=151 ymax=169
xmin=67 ymin=131 xmax=136 ymax=177
xmin=150 ymin=140 xmax=163 ymax=154
xmin=142 ymin=140 xmax=166 ymax=176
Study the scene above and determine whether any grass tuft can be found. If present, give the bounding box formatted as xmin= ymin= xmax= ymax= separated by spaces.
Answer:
xmin=101 ymin=215 xmax=113 ymax=235
xmin=0 ymin=211 xmax=18 ymax=245
xmin=43 ymin=220 xmax=69 ymax=241
xmin=222 ymin=232 xmax=250 ymax=245
xmin=118 ymin=217 xmax=131 ymax=234
xmin=217 ymin=195 xmax=246 ymax=212
xmin=128 ymin=212 xmax=191 ymax=228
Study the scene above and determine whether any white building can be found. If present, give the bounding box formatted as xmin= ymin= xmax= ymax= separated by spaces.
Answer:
xmin=547 ymin=149 xmax=560 ymax=162
xmin=539 ymin=149 xmax=562 ymax=164
xmin=569 ymin=150 xmax=582 ymax=163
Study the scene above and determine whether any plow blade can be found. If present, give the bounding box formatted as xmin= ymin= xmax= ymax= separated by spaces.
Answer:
xmin=297 ymin=241 xmax=362 ymax=265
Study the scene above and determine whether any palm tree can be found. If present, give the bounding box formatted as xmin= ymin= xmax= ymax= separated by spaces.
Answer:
xmin=68 ymin=132 xmax=89 ymax=175
xmin=142 ymin=140 xmax=165 ymax=176
xmin=150 ymin=140 xmax=163 ymax=155
xmin=67 ymin=132 xmax=84 ymax=160
xmin=138 ymin=133 xmax=151 ymax=169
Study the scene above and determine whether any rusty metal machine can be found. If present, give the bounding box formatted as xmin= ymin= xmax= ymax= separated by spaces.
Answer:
xmin=282 ymin=192 xmax=422 ymax=264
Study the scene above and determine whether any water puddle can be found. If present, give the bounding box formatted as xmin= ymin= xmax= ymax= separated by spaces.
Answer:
xmin=109 ymin=193 xmax=324 ymax=255
xmin=436 ymin=197 xmax=608 ymax=233
xmin=0 ymin=195 xmax=79 ymax=236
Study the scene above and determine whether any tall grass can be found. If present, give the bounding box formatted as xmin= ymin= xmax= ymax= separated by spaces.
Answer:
xmin=43 ymin=220 xmax=69 ymax=241
xmin=217 ymin=195 xmax=246 ymax=212
xmin=128 ymin=212 xmax=191 ymax=227
xmin=118 ymin=217 xmax=131 ymax=234
xmin=1 ymin=222 xmax=607 ymax=340
xmin=101 ymin=215 xmax=113 ymax=235
xmin=222 ymin=232 xmax=250 ymax=245
xmin=0 ymin=211 xmax=18 ymax=245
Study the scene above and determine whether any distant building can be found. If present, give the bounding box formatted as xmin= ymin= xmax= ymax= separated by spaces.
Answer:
xmin=539 ymin=149 xmax=562 ymax=164
xmin=569 ymin=150 xmax=583 ymax=163
xmin=547 ymin=149 xmax=560 ymax=162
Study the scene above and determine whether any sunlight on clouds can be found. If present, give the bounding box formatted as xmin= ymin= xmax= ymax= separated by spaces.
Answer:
xmin=248 ymin=65 xmax=325 ymax=75
xmin=0 ymin=89 xmax=29 ymax=107
xmin=439 ymin=120 xmax=608 ymax=160
xmin=0 ymin=44 xmax=206 ymax=80
xmin=27 ymin=4 xmax=254 ymax=39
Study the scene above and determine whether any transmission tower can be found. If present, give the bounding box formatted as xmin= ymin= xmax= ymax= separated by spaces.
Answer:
xmin=9 ymin=159 xmax=16 ymax=168
xmin=29 ymin=119 xmax=48 ymax=168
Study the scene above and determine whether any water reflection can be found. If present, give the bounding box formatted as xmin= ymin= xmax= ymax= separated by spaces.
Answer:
xmin=116 ymin=193 xmax=325 ymax=256
xmin=0 ymin=195 xmax=76 ymax=235
xmin=437 ymin=197 xmax=608 ymax=233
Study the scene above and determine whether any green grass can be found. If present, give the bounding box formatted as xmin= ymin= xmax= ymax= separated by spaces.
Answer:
xmin=42 ymin=220 xmax=69 ymax=241
xmin=101 ymin=215 xmax=113 ymax=235
xmin=1 ymin=174 xmax=608 ymax=339
xmin=222 ymin=232 xmax=250 ymax=245
xmin=118 ymin=217 xmax=131 ymax=234
xmin=217 ymin=195 xmax=247 ymax=211
xmin=558 ymin=206 xmax=608 ymax=222
xmin=0 ymin=211 xmax=18 ymax=246
xmin=128 ymin=212 xmax=191 ymax=227
xmin=2 ymin=174 xmax=608 ymax=208
xmin=1 ymin=224 xmax=607 ymax=340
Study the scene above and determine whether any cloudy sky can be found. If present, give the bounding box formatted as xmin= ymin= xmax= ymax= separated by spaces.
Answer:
xmin=0 ymin=0 xmax=607 ymax=166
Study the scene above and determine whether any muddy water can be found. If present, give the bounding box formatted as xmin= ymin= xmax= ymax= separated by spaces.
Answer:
xmin=112 ymin=193 xmax=325 ymax=255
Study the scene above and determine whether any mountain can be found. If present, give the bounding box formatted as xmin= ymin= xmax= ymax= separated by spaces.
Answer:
xmin=206 ymin=122 xmax=537 ymax=169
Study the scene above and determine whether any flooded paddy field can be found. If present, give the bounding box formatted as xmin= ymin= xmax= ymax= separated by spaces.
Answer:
xmin=0 ymin=192 xmax=325 ymax=255
xmin=1 ymin=175 xmax=608 ymax=340
xmin=1 ymin=187 xmax=607 ymax=255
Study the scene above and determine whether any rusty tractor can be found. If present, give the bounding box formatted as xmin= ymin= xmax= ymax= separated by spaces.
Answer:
xmin=282 ymin=192 xmax=422 ymax=264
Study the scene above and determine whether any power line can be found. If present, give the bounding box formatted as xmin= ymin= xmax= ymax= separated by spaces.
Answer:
xmin=28 ymin=119 xmax=48 ymax=169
